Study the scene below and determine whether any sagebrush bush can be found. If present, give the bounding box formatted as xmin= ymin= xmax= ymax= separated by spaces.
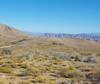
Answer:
xmin=0 ymin=65 xmax=11 ymax=73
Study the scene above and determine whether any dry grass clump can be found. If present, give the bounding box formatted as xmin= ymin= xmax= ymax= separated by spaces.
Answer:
xmin=0 ymin=65 xmax=11 ymax=73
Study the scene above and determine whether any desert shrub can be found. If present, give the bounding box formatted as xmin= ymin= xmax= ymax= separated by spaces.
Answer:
xmin=86 ymin=70 xmax=100 ymax=83
xmin=2 ymin=48 xmax=12 ymax=55
xmin=12 ymin=69 xmax=30 ymax=76
xmin=55 ymin=79 xmax=72 ymax=84
xmin=79 ymin=52 xmax=92 ymax=56
xmin=52 ymin=52 xmax=67 ymax=60
xmin=19 ymin=63 xmax=27 ymax=69
xmin=68 ymin=66 xmax=76 ymax=71
xmin=0 ymin=65 xmax=11 ymax=73
xmin=96 ymin=53 xmax=100 ymax=56
xmin=0 ymin=61 xmax=3 ymax=65
xmin=18 ymin=81 xmax=30 ymax=84
xmin=28 ymin=66 xmax=41 ymax=76
xmin=10 ymin=63 xmax=17 ymax=68
xmin=49 ymin=80 xmax=55 ymax=84
xmin=46 ymin=66 xmax=52 ymax=72
xmin=56 ymin=66 xmax=81 ymax=79
xmin=35 ymin=75 xmax=49 ymax=83
xmin=52 ymin=60 xmax=60 ymax=65
xmin=0 ymin=81 xmax=4 ymax=84
xmin=65 ymin=71 xmax=80 ymax=78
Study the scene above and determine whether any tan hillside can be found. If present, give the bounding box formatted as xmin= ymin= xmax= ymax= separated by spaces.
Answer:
xmin=0 ymin=24 xmax=27 ymax=38
xmin=0 ymin=24 xmax=28 ymax=46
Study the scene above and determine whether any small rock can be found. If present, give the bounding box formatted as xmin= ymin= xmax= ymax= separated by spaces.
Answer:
xmin=0 ymin=73 xmax=6 ymax=78
xmin=83 ymin=56 xmax=96 ymax=63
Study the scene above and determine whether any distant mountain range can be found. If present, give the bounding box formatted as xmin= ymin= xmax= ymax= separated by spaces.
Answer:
xmin=0 ymin=24 xmax=100 ymax=41
xmin=28 ymin=32 xmax=100 ymax=41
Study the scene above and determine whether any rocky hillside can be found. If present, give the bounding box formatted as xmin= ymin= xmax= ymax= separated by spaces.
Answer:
xmin=0 ymin=24 xmax=28 ymax=46
xmin=0 ymin=24 xmax=26 ymax=38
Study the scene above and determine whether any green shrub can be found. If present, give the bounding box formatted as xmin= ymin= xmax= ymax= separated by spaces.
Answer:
xmin=49 ymin=80 xmax=55 ymax=84
xmin=0 ymin=65 xmax=11 ymax=73
xmin=35 ymin=75 xmax=49 ymax=83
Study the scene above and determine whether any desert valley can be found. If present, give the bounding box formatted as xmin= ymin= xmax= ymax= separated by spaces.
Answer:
xmin=0 ymin=24 xmax=100 ymax=84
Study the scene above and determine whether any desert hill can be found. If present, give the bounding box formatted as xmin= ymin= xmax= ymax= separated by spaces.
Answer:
xmin=0 ymin=24 xmax=28 ymax=46
xmin=0 ymin=24 xmax=26 ymax=38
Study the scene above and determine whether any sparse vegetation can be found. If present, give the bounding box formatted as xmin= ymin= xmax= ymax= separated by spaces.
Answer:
xmin=0 ymin=25 xmax=100 ymax=84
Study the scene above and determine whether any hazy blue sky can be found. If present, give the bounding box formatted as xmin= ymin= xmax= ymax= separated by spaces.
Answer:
xmin=0 ymin=0 xmax=100 ymax=33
